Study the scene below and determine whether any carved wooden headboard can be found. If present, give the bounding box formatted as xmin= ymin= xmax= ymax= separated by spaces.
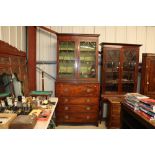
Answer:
xmin=0 ymin=40 xmax=29 ymax=96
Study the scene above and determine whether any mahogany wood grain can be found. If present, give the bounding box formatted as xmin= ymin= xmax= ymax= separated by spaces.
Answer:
xmin=140 ymin=53 xmax=155 ymax=99
xmin=56 ymin=82 xmax=100 ymax=97
xmin=58 ymin=97 xmax=99 ymax=105
xmin=56 ymin=112 xmax=98 ymax=124
xmin=56 ymin=104 xmax=99 ymax=113
xmin=55 ymin=34 xmax=100 ymax=125
xmin=0 ymin=40 xmax=29 ymax=96
xmin=100 ymin=42 xmax=141 ymax=96
xmin=27 ymin=26 xmax=36 ymax=92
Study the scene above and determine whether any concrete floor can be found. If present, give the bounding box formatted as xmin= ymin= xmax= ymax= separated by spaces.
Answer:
xmin=56 ymin=121 xmax=106 ymax=129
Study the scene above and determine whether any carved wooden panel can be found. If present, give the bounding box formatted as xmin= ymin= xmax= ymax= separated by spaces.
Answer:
xmin=0 ymin=40 xmax=29 ymax=96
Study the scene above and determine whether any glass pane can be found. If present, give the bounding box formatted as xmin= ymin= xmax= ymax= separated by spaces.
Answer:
xmin=123 ymin=49 xmax=137 ymax=71
xmin=122 ymin=83 xmax=134 ymax=92
xmin=79 ymin=42 xmax=96 ymax=78
xmin=58 ymin=41 xmax=75 ymax=78
xmin=104 ymin=50 xmax=120 ymax=92
xmin=105 ymin=80 xmax=118 ymax=92
xmin=122 ymin=49 xmax=137 ymax=92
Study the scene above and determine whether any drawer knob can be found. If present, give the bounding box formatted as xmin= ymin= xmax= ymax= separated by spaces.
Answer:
xmin=86 ymin=116 xmax=90 ymax=120
xmin=64 ymin=88 xmax=69 ymax=92
xmin=65 ymin=115 xmax=69 ymax=119
xmin=86 ymin=88 xmax=91 ymax=93
xmin=86 ymin=106 xmax=91 ymax=110
xmin=64 ymin=98 xmax=69 ymax=102
xmin=64 ymin=106 xmax=69 ymax=110
xmin=86 ymin=98 xmax=90 ymax=102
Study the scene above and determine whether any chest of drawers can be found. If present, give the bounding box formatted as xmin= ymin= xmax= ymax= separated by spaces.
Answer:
xmin=106 ymin=96 xmax=124 ymax=128
xmin=55 ymin=82 xmax=100 ymax=125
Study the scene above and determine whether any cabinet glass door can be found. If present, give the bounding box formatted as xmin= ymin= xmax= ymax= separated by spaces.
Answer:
xmin=79 ymin=42 xmax=96 ymax=78
xmin=58 ymin=41 xmax=75 ymax=78
xmin=122 ymin=49 xmax=137 ymax=92
xmin=104 ymin=50 xmax=120 ymax=93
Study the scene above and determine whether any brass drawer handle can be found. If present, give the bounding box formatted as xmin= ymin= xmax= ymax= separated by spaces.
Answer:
xmin=86 ymin=106 xmax=91 ymax=110
xmin=64 ymin=115 xmax=69 ymax=119
xmin=64 ymin=88 xmax=69 ymax=92
xmin=86 ymin=98 xmax=90 ymax=102
xmin=86 ymin=116 xmax=90 ymax=120
xmin=64 ymin=98 xmax=69 ymax=102
xmin=64 ymin=106 xmax=69 ymax=110
xmin=86 ymin=88 xmax=91 ymax=93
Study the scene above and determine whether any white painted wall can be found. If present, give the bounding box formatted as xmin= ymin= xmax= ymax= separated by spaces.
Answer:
xmin=0 ymin=26 xmax=26 ymax=51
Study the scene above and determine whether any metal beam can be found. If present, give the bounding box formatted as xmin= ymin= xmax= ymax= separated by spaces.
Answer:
xmin=36 ymin=60 xmax=57 ymax=65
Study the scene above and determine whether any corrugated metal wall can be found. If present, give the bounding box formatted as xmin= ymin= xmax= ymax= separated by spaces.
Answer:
xmin=36 ymin=26 xmax=155 ymax=93
xmin=0 ymin=26 xmax=26 ymax=51
xmin=36 ymin=27 xmax=58 ymax=95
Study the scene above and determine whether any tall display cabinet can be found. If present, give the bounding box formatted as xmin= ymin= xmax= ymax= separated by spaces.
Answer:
xmin=141 ymin=53 xmax=155 ymax=99
xmin=100 ymin=42 xmax=141 ymax=128
xmin=100 ymin=43 xmax=141 ymax=96
xmin=55 ymin=34 xmax=100 ymax=125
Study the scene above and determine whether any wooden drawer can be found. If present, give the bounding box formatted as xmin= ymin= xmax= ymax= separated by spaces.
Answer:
xmin=56 ymin=104 xmax=99 ymax=113
xmin=56 ymin=112 xmax=98 ymax=123
xmin=11 ymin=56 xmax=19 ymax=66
xmin=111 ymin=108 xmax=120 ymax=114
xmin=56 ymin=83 xmax=100 ymax=97
xmin=111 ymin=104 xmax=121 ymax=109
xmin=0 ymin=56 xmax=10 ymax=65
xmin=58 ymin=97 xmax=98 ymax=105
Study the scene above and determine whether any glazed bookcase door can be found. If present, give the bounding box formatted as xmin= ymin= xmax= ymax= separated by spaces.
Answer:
xmin=104 ymin=49 xmax=120 ymax=93
xmin=122 ymin=48 xmax=137 ymax=92
xmin=79 ymin=41 xmax=97 ymax=79
xmin=58 ymin=41 xmax=76 ymax=79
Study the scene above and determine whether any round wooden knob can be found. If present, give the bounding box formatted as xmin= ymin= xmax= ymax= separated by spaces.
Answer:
xmin=86 ymin=106 xmax=91 ymax=110
xmin=64 ymin=88 xmax=68 ymax=92
xmin=86 ymin=88 xmax=91 ymax=93
xmin=64 ymin=106 xmax=69 ymax=110
xmin=86 ymin=98 xmax=90 ymax=102
xmin=65 ymin=115 xmax=69 ymax=119
xmin=86 ymin=116 xmax=90 ymax=119
xmin=64 ymin=98 xmax=69 ymax=102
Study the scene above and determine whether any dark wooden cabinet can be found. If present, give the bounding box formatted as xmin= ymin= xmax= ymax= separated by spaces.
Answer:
xmin=100 ymin=43 xmax=141 ymax=95
xmin=141 ymin=53 xmax=155 ymax=99
xmin=100 ymin=43 xmax=141 ymax=126
xmin=55 ymin=34 xmax=100 ymax=125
